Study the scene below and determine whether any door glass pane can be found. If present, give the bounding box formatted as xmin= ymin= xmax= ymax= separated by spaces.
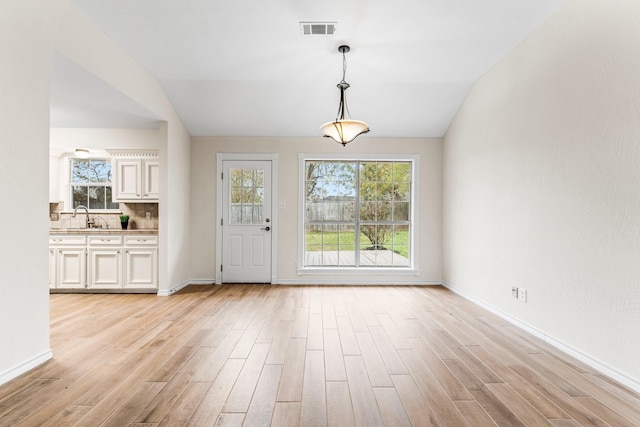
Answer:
xmin=229 ymin=168 xmax=265 ymax=225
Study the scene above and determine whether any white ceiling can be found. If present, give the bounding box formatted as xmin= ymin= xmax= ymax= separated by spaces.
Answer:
xmin=54 ymin=0 xmax=567 ymax=137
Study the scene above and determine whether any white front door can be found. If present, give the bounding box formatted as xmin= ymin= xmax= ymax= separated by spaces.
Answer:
xmin=221 ymin=160 xmax=272 ymax=283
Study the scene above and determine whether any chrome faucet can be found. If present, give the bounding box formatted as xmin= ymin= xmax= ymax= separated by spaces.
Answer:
xmin=93 ymin=215 xmax=109 ymax=229
xmin=72 ymin=205 xmax=92 ymax=228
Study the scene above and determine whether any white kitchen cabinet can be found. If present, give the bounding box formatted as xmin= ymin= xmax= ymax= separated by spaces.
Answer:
xmin=49 ymin=154 xmax=61 ymax=202
xmin=123 ymin=235 xmax=158 ymax=289
xmin=49 ymin=235 xmax=87 ymax=289
xmin=50 ymin=233 xmax=158 ymax=292
xmin=110 ymin=150 xmax=159 ymax=202
xmin=57 ymin=249 xmax=87 ymax=289
xmin=113 ymin=158 xmax=141 ymax=200
xmin=88 ymin=235 xmax=123 ymax=289
xmin=142 ymin=160 xmax=160 ymax=200
xmin=49 ymin=248 xmax=56 ymax=289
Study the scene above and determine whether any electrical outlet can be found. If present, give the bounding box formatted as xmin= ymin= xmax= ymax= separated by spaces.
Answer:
xmin=512 ymin=287 xmax=519 ymax=299
xmin=146 ymin=212 xmax=151 ymax=220
xmin=50 ymin=213 xmax=59 ymax=221
xmin=519 ymin=288 xmax=528 ymax=302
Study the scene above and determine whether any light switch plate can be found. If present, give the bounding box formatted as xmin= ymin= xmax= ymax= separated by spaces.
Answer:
xmin=146 ymin=212 xmax=151 ymax=220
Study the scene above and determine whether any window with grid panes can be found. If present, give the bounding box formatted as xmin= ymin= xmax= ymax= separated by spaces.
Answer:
xmin=70 ymin=159 xmax=119 ymax=210
xmin=303 ymin=159 xmax=412 ymax=268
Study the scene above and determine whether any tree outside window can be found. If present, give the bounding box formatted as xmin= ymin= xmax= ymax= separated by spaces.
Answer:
xmin=71 ymin=159 xmax=119 ymax=210
xmin=304 ymin=159 xmax=412 ymax=268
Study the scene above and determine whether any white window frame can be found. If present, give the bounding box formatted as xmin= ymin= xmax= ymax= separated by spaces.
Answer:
xmin=67 ymin=157 xmax=120 ymax=212
xmin=298 ymin=153 xmax=419 ymax=275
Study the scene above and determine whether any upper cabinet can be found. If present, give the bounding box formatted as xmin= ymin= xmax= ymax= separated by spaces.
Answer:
xmin=109 ymin=150 xmax=160 ymax=202
xmin=142 ymin=159 xmax=160 ymax=199
xmin=49 ymin=154 xmax=60 ymax=202
xmin=49 ymin=150 xmax=64 ymax=203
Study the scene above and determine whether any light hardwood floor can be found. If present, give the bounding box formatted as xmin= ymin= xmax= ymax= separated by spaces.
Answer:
xmin=1 ymin=285 xmax=639 ymax=426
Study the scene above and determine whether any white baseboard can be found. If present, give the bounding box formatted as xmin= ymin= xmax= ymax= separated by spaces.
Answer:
xmin=187 ymin=279 xmax=217 ymax=285
xmin=441 ymin=281 xmax=640 ymax=395
xmin=161 ymin=278 xmax=441 ymax=289
xmin=157 ymin=279 xmax=217 ymax=296
xmin=157 ymin=280 xmax=191 ymax=296
xmin=274 ymin=279 xmax=441 ymax=285
xmin=0 ymin=349 xmax=53 ymax=387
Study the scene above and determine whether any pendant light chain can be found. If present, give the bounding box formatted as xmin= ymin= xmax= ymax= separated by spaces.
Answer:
xmin=336 ymin=47 xmax=351 ymax=121
xmin=320 ymin=44 xmax=370 ymax=146
xmin=341 ymin=47 xmax=347 ymax=83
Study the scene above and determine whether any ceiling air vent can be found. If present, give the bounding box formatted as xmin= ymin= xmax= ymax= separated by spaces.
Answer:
xmin=300 ymin=22 xmax=336 ymax=35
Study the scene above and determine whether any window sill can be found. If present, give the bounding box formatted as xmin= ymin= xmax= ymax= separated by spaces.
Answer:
xmin=298 ymin=267 xmax=419 ymax=276
xmin=60 ymin=209 xmax=122 ymax=214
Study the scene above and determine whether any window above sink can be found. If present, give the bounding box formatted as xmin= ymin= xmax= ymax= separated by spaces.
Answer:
xmin=71 ymin=158 xmax=119 ymax=210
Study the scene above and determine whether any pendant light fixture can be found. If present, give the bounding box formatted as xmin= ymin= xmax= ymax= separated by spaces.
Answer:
xmin=320 ymin=45 xmax=370 ymax=146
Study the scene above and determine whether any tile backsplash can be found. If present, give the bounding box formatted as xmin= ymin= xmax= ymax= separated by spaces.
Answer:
xmin=49 ymin=202 xmax=159 ymax=230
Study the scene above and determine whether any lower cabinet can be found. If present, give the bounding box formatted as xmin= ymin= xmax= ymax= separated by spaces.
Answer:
xmin=50 ymin=234 xmax=158 ymax=291
xmin=88 ymin=235 xmax=123 ymax=289
xmin=123 ymin=236 xmax=158 ymax=289
xmin=49 ymin=248 xmax=55 ymax=289
xmin=57 ymin=248 xmax=88 ymax=289
xmin=50 ymin=236 xmax=87 ymax=289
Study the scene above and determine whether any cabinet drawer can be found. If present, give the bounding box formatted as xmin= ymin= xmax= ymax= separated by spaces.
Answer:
xmin=49 ymin=235 xmax=87 ymax=245
xmin=88 ymin=235 xmax=123 ymax=246
xmin=124 ymin=235 xmax=158 ymax=246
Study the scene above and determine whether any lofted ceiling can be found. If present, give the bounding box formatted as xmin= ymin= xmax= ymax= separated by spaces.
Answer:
xmin=53 ymin=0 xmax=567 ymax=138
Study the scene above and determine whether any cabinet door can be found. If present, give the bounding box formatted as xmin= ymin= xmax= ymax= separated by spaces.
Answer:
xmin=124 ymin=248 xmax=157 ymax=289
xmin=57 ymin=248 xmax=86 ymax=289
xmin=88 ymin=249 xmax=122 ymax=289
xmin=49 ymin=248 xmax=56 ymax=289
xmin=49 ymin=155 xmax=60 ymax=203
xmin=113 ymin=159 xmax=141 ymax=200
xmin=142 ymin=160 xmax=160 ymax=200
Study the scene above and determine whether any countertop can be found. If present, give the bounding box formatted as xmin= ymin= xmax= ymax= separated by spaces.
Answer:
xmin=50 ymin=228 xmax=158 ymax=235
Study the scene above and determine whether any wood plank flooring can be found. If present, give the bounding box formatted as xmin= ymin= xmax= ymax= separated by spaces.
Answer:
xmin=1 ymin=285 xmax=639 ymax=426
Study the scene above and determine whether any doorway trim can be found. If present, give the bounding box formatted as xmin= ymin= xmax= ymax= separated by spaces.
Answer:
xmin=216 ymin=153 xmax=279 ymax=284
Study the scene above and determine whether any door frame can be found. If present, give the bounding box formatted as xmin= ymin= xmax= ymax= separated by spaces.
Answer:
xmin=216 ymin=153 xmax=279 ymax=284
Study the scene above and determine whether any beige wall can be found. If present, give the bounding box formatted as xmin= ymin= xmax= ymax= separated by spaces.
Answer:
xmin=444 ymin=0 xmax=640 ymax=388
xmin=190 ymin=136 xmax=442 ymax=284
xmin=0 ymin=0 xmax=52 ymax=383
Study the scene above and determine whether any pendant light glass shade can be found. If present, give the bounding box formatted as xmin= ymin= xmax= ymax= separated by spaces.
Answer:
xmin=320 ymin=119 xmax=370 ymax=146
xmin=321 ymin=45 xmax=369 ymax=146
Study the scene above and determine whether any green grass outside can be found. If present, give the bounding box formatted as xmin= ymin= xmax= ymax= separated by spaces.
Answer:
xmin=305 ymin=229 xmax=410 ymax=258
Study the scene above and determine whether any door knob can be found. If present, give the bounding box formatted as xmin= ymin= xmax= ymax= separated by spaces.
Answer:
xmin=261 ymin=226 xmax=271 ymax=231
